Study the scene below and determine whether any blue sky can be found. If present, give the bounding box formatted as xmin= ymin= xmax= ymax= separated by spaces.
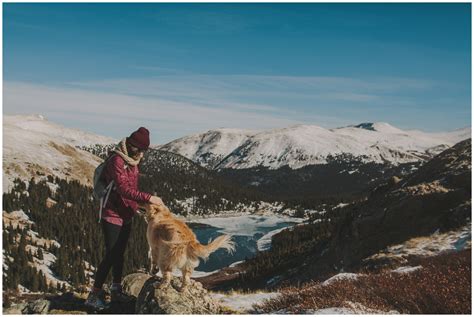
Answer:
xmin=3 ymin=3 xmax=471 ymax=143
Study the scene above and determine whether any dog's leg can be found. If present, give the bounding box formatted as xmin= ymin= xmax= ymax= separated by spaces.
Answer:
xmin=155 ymin=264 xmax=172 ymax=290
xmin=149 ymin=247 xmax=159 ymax=275
xmin=160 ymin=270 xmax=172 ymax=289
xmin=148 ymin=248 xmax=154 ymax=274
xmin=179 ymin=267 xmax=192 ymax=293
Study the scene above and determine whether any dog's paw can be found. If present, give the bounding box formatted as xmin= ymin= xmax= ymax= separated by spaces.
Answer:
xmin=179 ymin=286 xmax=190 ymax=294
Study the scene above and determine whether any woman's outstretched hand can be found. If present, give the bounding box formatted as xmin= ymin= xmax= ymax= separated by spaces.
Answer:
xmin=149 ymin=195 xmax=164 ymax=206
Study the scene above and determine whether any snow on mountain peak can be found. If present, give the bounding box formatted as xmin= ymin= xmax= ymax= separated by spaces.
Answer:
xmin=3 ymin=115 xmax=117 ymax=192
xmin=160 ymin=122 xmax=471 ymax=170
xmin=160 ymin=128 xmax=258 ymax=168
xmin=4 ymin=114 xmax=116 ymax=146
xmin=349 ymin=122 xmax=403 ymax=134
xmin=353 ymin=122 xmax=377 ymax=131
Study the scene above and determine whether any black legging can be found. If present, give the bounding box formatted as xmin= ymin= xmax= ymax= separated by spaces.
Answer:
xmin=93 ymin=221 xmax=132 ymax=289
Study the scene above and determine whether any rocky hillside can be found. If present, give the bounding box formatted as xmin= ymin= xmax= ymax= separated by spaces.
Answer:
xmin=331 ymin=138 xmax=471 ymax=266
xmin=230 ymin=138 xmax=471 ymax=288
xmin=217 ymin=159 xmax=422 ymax=205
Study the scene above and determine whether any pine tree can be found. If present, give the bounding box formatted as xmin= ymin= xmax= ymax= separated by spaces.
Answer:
xmin=37 ymin=248 xmax=44 ymax=261
xmin=27 ymin=250 xmax=34 ymax=262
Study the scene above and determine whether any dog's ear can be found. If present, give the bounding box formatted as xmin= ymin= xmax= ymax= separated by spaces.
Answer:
xmin=160 ymin=204 xmax=173 ymax=216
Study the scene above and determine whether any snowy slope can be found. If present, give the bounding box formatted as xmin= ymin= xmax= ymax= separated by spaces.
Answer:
xmin=3 ymin=209 xmax=70 ymax=289
xmin=159 ymin=128 xmax=257 ymax=168
xmin=3 ymin=115 xmax=117 ymax=192
xmin=160 ymin=122 xmax=471 ymax=169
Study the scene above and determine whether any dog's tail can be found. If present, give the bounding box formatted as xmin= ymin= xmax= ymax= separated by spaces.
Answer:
xmin=188 ymin=235 xmax=235 ymax=261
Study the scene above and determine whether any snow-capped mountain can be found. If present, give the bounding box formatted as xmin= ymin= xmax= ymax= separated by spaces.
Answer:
xmin=3 ymin=114 xmax=117 ymax=192
xmin=160 ymin=122 xmax=471 ymax=169
xmin=160 ymin=128 xmax=258 ymax=168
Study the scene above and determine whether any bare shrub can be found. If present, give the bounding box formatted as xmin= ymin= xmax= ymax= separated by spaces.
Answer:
xmin=257 ymin=249 xmax=471 ymax=314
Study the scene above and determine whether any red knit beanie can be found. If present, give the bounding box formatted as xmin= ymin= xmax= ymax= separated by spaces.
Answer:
xmin=127 ymin=127 xmax=150 ymax=150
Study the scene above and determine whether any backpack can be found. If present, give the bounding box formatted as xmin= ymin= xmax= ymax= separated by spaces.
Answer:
xmin=93 ymin=154 xmax=116 ymax=223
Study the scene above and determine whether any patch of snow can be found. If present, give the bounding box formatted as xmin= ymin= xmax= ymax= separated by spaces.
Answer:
xmin=229 ymin=260 xmax=244 ymax=268
xmin=306 ymin=307 xmax=359 ymax=314
xmin=3 ymin=250 xmax=9 ymax=272
xmin=266 ymin=275 xmax=283 ymax=286
xmin=84 ymin=260 xmax=96 ymax=278
xmin=305 ymin=209 xmax=322 ymax=215
xmin=322 ymin=273 xmax=362 ymax=286
xmin=305 ymin=301 xmax=400 ymax=314
xmin=365 ymin=223 xmax=471 ymax=262
xmin=18 ymin=284 xmax=31 ymax=294
xmin=391 ymin=266 xmax=423 ymax=274
xmin=211 ymin=291 xmax=281 ymax=313
xmin=46 ymin=181 xmax=60 ymax=195
xmin=334 ymin=203 xmax=349 ymax=209
xmin=25 ymin=244 xmax=71 ymax=288
xmin=257 ymin=227 xmax=287 ymax=251
xmin=3 ymin=210 xmax=34 ymax=229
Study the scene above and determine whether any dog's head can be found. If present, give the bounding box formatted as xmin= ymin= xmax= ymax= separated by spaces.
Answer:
xmin=138 ymin=202 xmax=171 ymax=222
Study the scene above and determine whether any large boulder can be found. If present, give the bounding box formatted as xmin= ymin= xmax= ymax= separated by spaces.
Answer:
xmin=4 ymin=299 xmax=50 ymax=315
xmin=122 ymin=273 xmax=225 ymax=314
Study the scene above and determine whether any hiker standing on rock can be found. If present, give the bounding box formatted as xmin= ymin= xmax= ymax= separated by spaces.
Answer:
xmin=85 ymin=127 xmax=164 ymax=310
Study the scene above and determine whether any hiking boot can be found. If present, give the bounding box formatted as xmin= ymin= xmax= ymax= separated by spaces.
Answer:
xmin=84 ymin=289 xmax=108 ymax=310
xmin=110 ymin=285 xmax=133 ymax=303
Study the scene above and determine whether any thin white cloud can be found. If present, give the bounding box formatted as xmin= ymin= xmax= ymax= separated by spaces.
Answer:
xmin=5 ymin=81 xmax=345 ymax=143
xmin=4 ymin=72 xmax=465 ymax=143
xmin=68 ymin=74 xmax=434 ymax=103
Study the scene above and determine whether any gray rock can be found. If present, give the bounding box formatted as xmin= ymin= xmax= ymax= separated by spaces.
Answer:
xmin=122 ymin=273 xmax=152 ymax=297
xmin=4 ymin=302 xmax=27 ymax=314
xmin=3 ymin=299 xmax=51 ymax=315
xmin=19 ymin=299 xmax=51 ymax=314
xmin=123 ymin=273 xmax=224 ymax=314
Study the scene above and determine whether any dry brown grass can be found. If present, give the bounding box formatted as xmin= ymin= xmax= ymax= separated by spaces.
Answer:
xmin=48 ymin=141 xmax=98 ymax=186
xmin=256 ymin=249 xmax=471 ymax=314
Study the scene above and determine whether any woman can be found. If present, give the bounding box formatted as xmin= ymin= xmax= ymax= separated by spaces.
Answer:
xmin=85 ymin=127 xmax=163 ymax=310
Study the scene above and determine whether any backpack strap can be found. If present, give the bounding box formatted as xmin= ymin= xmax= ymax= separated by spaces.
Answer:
xmin=98 ymin=152 xmax=117 ymax=223
xmin=98 ymin=181 xmax=115 ymax=223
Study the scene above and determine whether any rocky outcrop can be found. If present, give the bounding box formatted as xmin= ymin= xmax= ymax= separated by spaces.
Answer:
xmin=4 ymin=299 xmax=50 ymax=315
xmin=122 ymin=273 xmax=226 ymax=314
xmin=3 ymin=277 xmax=225 ymax=316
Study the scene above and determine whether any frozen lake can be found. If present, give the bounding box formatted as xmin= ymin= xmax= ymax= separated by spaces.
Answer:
xmin=187 ymin=214 xmax=304 ymax=272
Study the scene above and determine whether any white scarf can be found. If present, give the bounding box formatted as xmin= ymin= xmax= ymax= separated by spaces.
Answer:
xmin=113 ymin=138 xmax=144 ymax=167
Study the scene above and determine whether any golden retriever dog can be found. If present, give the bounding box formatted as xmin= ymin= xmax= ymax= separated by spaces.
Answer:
xmin=139 ymin=203 xmax=235 ymax=292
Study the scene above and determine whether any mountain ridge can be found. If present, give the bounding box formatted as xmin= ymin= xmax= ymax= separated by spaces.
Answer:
xmin=160 ymin=122 xmax=471 ymax=170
